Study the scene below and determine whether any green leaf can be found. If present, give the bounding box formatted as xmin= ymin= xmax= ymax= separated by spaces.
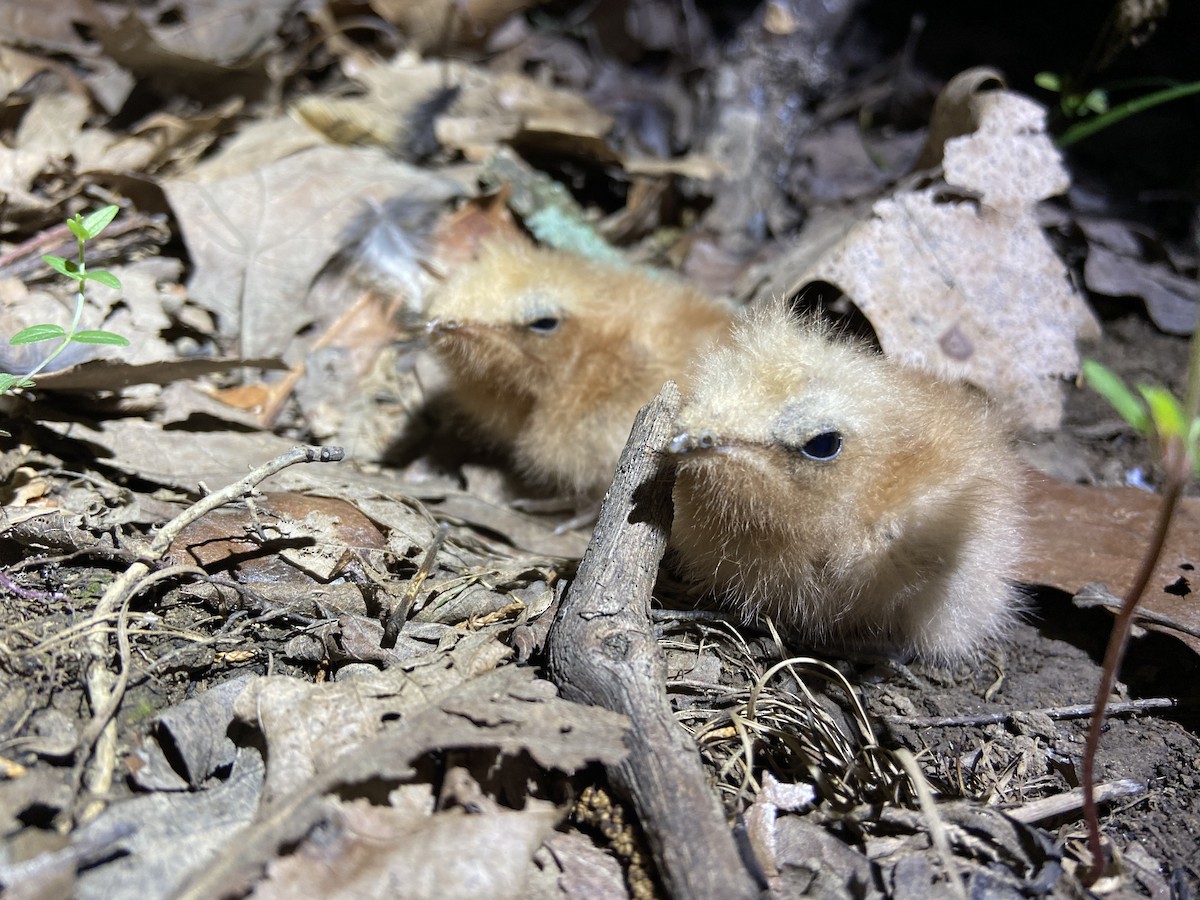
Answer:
xmin=71 ymin=329 xmax=129 ymax=346
xmin=11 ymin=324 xmax=67 ymax=344
xmin=1035 ymin=72 xmax=1062 ymax=92
xmin=85 ymin=269 xmax=122 ymax=290
xmin=42 ymin=254 xmax=81 ymax=280
xmin=67 ymin=217 xmax=90 ymax=241
xmin=80 ymin=204 xmax=119 ymax=239
xmin=1083 ymin=89 xmax=1109 ymax=114
xmin=0 ymin=372 xmax=33 ymax=392
xmin=1081 ymin=360 xmax=1151 ymax=433
xmin=1138 ymin=385 xmax=1187 ymax=441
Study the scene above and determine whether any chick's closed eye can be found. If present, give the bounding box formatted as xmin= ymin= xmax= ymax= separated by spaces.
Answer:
xmin=525 ymin=316 xmax=561 ymax=333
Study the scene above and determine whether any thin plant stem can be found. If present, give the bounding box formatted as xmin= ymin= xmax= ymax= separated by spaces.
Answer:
xmin=1080 ymin=456 xmax=1185 ymax=883
xmin=21 ymin=289 xmax=85 ymax=383
xmin=1059 ymin=81 xmax=1200 ymax=147
xmin=1184 ymin=308 xmax=1200 ymax=425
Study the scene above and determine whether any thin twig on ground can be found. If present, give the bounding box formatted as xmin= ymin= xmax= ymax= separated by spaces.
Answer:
xmin=545 ymin=383 xmax=758 ymax=900
xmin=72 ymin=445 xmax=344 ymax=824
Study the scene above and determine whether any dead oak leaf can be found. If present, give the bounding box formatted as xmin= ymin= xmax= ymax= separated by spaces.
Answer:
xmin=1019 ymin=470 xmax=1200 ymax=655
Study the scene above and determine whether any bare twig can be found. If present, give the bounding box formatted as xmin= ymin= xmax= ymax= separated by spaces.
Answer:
xmin=74 ymin=446 xmax=344 ymax=824
xmin=545 ymin=383 xmax=757 ymax=900
xmin=1008 ymin=778 xmax=1145 ymax=825
xmin=1081 ymin=462 xmax=1183 ymax=883
xmin=381 ymin=521 xmax=449 ymax=647
xmin=888 ymin=696 xmax=1179 ymax=728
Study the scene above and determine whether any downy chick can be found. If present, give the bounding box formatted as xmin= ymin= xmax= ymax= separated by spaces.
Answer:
xmin=426 ymin=240 xmax=734 ymax=500
xmin=668 ymin=303 xmax=1024 ymax=662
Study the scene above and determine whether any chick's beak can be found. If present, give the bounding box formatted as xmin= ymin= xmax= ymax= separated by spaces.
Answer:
xmin=668 ymin=428 xmax=721 ymax=455
xmin=425 ymin=318 xmax=461 ymax=337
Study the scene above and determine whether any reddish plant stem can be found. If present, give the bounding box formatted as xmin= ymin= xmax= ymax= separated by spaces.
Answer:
xmin=1080 ymin=455 xmax=1184 ymax=885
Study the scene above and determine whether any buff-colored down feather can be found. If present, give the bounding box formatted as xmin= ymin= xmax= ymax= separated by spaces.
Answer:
xmin=426 ymin=240 xmax=734 ymax=500
xmin=669 ymin=303 xmax=1024 ymax=662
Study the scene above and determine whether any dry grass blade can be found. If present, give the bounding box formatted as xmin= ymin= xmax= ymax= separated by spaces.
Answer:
xmin=674 ymin=619 xmax=910 ymax=814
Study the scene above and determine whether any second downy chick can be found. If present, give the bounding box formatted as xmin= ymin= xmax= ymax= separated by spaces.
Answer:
xmin=426 ymin=240 xmax=734 ymax=501
xmin=668 ymin=303 xmax=1024 ymax=662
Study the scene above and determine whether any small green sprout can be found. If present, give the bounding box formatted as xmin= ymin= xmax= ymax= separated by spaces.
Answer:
xmin=1 ymin=204 xmax=129 ymax=396
xmin=1036 ymin=72 xmax=1200 ymax=148
xmin=1081 ymin=359 xmax=1199 ymax=476
xmin=1035 ymin=71 xmax=1109 ymax=117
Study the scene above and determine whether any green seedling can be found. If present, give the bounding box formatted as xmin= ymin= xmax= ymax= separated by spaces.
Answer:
xmin=1 ymin=204 xmax=128 ymax=396
xmin=1036 ymin=72 xmax=1200 ymax=147
xmin=1036 ymin=71 xmax=1110 ymax=118
xmin=1078 ymin=355 xmax=1198 ymax=884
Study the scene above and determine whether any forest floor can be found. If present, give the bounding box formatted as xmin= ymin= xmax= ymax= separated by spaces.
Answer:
xmin=1 ymin=1 xmax=1198 ymax=898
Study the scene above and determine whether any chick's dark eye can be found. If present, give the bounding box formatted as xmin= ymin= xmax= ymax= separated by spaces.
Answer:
xmin=526 ymin=317 xmax=560 ymax=333
xmin=800 ymin=431 xmax=843 ymax=461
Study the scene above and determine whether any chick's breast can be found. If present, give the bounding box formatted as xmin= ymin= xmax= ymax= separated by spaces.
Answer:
xmin=668 ymin=303 xmax=1024 ymax=662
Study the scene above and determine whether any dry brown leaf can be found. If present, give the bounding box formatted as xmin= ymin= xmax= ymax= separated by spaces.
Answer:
xmin=233 ymin=633 xmax=509 ymax=802
xmin=1019 ymin=471 xmax=1200 ymax=654
xmin=253 ymin=798 xmax=560 ymax=900
xmin=438 ymin=71 xmax=615 ymax=162
xmin=165 ymin=492 xmax=387 ymax=574
xmin=429 ymin=191 xmax=526 ymax=269
xmin=214 ymin=383 xmax=274 ymax=413
xmin=127 ymin=97 xmax=245 ymax=173
xmin=273 ymin=464 xmax=584 ymax=561
xmin=72 ymin=749 xmax=266 ymax=900
xmin=0 ymin=0 xmax=100 ymax=55
xmin=184 ymin=115 xmax=325 ymax=182
xmin=233 ymin=639 xmax=629 ymax=807
xmin=0 ymin=46 xmax=60 ymax=102
xmin=941 ymin=89 xmax=1069 ymax=210
xmin=163 ymin=145 xmax=461 ymax=358
xmin=291 ymin=55 xmax=485 ymax=156
xmin=1078 ymin=217 xmax=1197 ymax=335
xmin=289 ymin=95 xmax=399 ymax=148
xmin=30 ymin=356 xmax=286 ymax=393
xmin=1085 ymin=244 xmax=1196 ymax=335
xmin=916 ymin=67 xmax=1006 ymax=171
xmin=749 ymin=84 xmax=1097 ymax=430
xmin=38 ymin=418 xmax=301 ymax=493
xmin=366 ymin=0 xmax=536 ymax=51
xmin=13 ymin=89 xmax=90 ymax=164
xmin=303 ymin=54 xmax=698 ymax=181
xmin=91 ymin=0 xmax=295 ymax=70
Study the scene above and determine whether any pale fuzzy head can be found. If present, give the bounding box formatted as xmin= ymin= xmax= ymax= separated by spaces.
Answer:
xmin=425 ymin=239 xmax=735 ymax=497
xmin=674 ymin=305 xmax=893 ymax=447
xmin=669 ymin=301 xmax=1025 ymax=661
xmin=426 ymin=241 xmax=599 ymax=394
